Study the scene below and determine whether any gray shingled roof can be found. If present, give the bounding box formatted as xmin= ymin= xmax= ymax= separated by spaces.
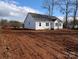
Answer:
xmin=28 ymin=13 xmax=60 ymax=21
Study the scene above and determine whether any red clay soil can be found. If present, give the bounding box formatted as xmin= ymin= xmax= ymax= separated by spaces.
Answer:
xmin=0 ymin=29 xmax=78 ymax=59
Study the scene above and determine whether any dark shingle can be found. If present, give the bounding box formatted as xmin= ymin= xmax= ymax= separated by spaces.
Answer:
xmin=28 ymin=13 xmax=59 ymax=21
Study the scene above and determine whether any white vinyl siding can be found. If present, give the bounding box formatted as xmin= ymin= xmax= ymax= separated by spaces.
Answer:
xmin=54 ymin=20 xmax=63 ymax=29
xmin=24 ymin=14 xmax=35 ymax=29
xmin=35 ymin=21 xmax=51 ymax=30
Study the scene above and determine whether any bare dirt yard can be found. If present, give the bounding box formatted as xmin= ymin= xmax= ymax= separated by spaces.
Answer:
xmin=0 ymin=29 xmax=78 ymax=59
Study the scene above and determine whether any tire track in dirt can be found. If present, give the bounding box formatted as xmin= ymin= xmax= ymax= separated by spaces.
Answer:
xmin=36 ymin=33 xmax=77 ymax=53
xmin=16 ymin=33 xmax=54 ymax=59
xmin=0 ymin=30 xmax=77 ymax=59
xmin=36 ymin=34 xmax=78 ymax=54
xmin=24 ymin=34 xmax=77 ymax=58
xmin=0 ymin=34 xmax=6 ymax=59
xmin=18 ymin=33 xmax=66 ymax=59
xmin=1 ymin=33 xmax=33 ymax=59
xmin=16 ymin=35 xmax=43 ymax=59
xmin=25 ymin=33 xmax=66 ymax=58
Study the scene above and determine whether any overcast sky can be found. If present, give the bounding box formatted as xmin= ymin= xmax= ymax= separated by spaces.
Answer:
xmin=0 ymin=0 xmax=64 ymax=22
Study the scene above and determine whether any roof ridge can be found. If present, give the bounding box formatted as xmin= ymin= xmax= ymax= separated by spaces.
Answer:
xmin=28 ymin=12 xmax=60 ymax=21
xmin=28 ymin=12 xmax=57 ymax=17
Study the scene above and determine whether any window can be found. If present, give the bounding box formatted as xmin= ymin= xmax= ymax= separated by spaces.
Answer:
xmin=39 ymin=23 xmax=41 ymax=26
xmin=55 ymin=23 xmax=58 ymax=26
xmin=46 ymin=23 xmax=49 ymax=26
xmin=55 ymin=23 xmax=61 ymax=26
xmin=59 ymin=23 xmax=61 ymax=26
xmin=29 ymin=22 xmax=30 ymax=24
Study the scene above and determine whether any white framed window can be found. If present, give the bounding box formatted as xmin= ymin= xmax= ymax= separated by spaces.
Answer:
xmin=29 ymin=22 xmax=30 ymax=24
xmin=55 ymin=23 xmax=58 ymax=26
xmin=55 ymin=23 xmax=61 ymax=26
xmin=59 ymin=23 xmax=61 ymax=26
xmin=46 ymin=23 xmax=49 ymax=26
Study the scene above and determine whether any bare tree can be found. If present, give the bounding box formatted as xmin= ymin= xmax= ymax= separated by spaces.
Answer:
xmin=42 ymin=0 xmax=58 ymax=16
xmin=58 ymin=0 xmax=78 ymax=29
xmin=65 ymin=0 xmax=69 ymax=28
xmin=58 ymin=0 xmax=72 ymax=28
xmin=73 ymin=0 xmax=78 ymax=29
xmin=42 ymin=0 xmax=70 ymax=28
xmin=42 ymin=0 xmax=78 ymax=29
xmin=42 ymin=0 xmax=51 ymax=16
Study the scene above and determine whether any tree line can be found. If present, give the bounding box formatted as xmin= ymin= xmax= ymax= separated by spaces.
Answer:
xmin=0 ymin=18 xmax=77 ymax=29
xmin=0 ymin=19 xmax=22 ymax=29
xmin=42 ymin=0 xmax=78 ymax=29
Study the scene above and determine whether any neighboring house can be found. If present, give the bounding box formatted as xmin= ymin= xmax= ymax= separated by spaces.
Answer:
xmin=24 ymin=13 xmax=63 ymax=30
xmin=68 ymin=24 xmax=78 ymax=29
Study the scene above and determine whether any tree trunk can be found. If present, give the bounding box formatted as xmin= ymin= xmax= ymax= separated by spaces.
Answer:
xmin=51 ymin=0 xmax=54 ymax=16
xmin=65 ymin=0 xmax=69 ymax=28
xmin=73 ymin=0 xmax=78 ymax=29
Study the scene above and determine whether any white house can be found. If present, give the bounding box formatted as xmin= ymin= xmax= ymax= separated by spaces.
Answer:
xmin=24 ymin=13 xmax=63 ymax=30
